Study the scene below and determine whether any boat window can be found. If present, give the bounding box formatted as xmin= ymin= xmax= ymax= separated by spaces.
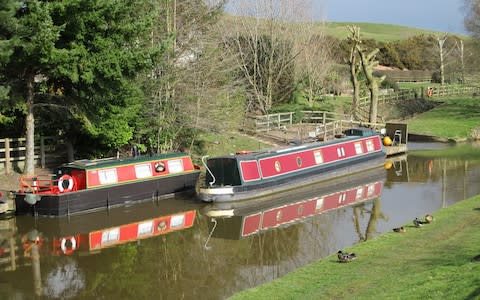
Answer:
xmin=315 ymin=198 xmax=324 ymax=210
xmin=101 ymin=228 xmax=120 ymax=244
xmin=206 ymin=158 xmax=241 ymax=186
xmin=98 ymin=169 xmax=118 ymax=185
xmin=337 ymin=147 xmax=346 ymax=157
xmin=138 ymin=221 xmax=154 ymax=236
xmin=355 ymin=187 xmax=363 ymax=199
xmin=135 ymin=164 xmax=152 ymax=178
xmin=366 ymin=139 xmax=375 ymax=152
xmin=354 ymin=142 xmax=363 ymax=154
xmin=167 ymin=159 xmax=184 ymax=173
xmin=314 ymin=150 xmax=323 ymax=164
xmin=367 ymin=183 xmax=375 ymax=196
xmin=170 ymin=214 xmax=185 ymax=228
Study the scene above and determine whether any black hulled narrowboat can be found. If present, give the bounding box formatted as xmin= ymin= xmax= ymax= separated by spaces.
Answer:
xmin=198 ymin=127 xmax=386 ymax=202
xmin=15 ymin=153 xmax=200 ymax=216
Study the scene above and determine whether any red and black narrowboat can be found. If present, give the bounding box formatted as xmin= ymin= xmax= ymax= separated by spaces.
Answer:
xmin=17 ymin=199 xmax=198 ymax=256
xmin=15 ymin=153 xmax=200 ymax=216
xmin=202 ymin=168 xmax=384 ymax=239
xmin=198 ymin=127 xmax=385 ymax=202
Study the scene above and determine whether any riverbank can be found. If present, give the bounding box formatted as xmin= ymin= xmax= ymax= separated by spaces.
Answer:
xmin=231 ymin=194 xmax=480 ymax=299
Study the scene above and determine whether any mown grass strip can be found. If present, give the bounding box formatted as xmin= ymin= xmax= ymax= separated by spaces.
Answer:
xmin=231 ymin=195 xmax=480 ymax=299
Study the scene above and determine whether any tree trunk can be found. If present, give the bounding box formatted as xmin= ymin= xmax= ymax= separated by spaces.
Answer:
xmin=369 ymin=82 xmax=379 ymax=124
xmin=357 ymin=47 xmax=385 ymax=125
xmin=350 ymin=60 xmax=360 ymax=120
xmin=66 ymin=141 xmax=75 ymax=162
xmin=24 ymin=74 xmax=35 ymax=175
xmin=347 ymin=26 xmax=361 ymax=120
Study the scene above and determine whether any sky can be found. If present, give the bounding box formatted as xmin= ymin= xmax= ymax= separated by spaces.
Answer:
xmin=318 ymin=0 xmax=467 ymax=34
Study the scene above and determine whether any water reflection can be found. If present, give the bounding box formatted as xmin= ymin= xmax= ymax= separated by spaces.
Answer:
xmin=1 ymin=147 xmax=480 ymax=299
xmin=203 ymin=168 xmax=384 ymax=240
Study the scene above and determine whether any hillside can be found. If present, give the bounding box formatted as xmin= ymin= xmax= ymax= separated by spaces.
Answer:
xmin=323 ymin=22 xmax=449 ymax=42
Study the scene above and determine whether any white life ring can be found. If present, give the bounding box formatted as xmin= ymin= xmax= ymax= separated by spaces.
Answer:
xmin=58 ymin=175 xmax=74 ymax=193
xmin=154 ymin=162 xmax=165 ymax=173
xmin=60 ymin=237 xmax=77 ymax=255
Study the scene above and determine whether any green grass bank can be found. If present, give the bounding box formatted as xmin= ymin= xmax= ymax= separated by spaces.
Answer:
xmin=407 ymin=96 xmax=480 ymax=141
xmin=230 ymin=195 xmax=480 ymax=299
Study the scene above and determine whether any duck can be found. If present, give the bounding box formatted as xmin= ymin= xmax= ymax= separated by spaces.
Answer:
xmin=393 ymin=226 xmax=406 ymax=233
xmin=424 ymin=214 xmax=434 ymax=224
xmin=413 ymin=217 xmax=424 ymax=227
xmin=472 ymin=255 xmax=480 ymax=262
xmin=337 ymin=250 xmax=357 ymax=263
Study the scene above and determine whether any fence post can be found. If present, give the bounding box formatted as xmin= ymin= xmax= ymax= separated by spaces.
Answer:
xmin=40 ymin=136 xmax=46 ymax=169
xmin=5 ymin=138 xmax=11 ymax=175
xmin=290 ymin=112 xmax=293 ymax=125
xmin=277 ymin=114 xmax=281 ymax=129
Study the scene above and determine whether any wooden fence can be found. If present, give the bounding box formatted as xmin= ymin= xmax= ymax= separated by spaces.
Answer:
xmin=254 ymin=112 xmax=294 ymax=132
xmin=253 ymin=85 xmax=480 ymax=132
xmin=0 ymin=136 xmax=63 ymax=174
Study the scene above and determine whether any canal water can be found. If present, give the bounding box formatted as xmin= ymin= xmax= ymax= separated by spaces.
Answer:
xmin=1 ymin=143 xmax=479 ymax=299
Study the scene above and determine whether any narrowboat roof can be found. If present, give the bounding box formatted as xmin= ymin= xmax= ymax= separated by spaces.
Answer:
xmin=215 ymin=128 xmax=379 ymax=160
xmin=60 ymin=152 xmax=189 ymax=170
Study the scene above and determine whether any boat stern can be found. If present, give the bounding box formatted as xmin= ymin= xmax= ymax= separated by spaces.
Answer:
xmin=198 ymin=186 xmax=235 ymax=202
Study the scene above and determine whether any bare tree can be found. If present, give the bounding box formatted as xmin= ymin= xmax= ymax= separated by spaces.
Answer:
xmin=357 ymin=46 xmax=385 ymax=124
xmin=434 ymin=34 xmax=459 ymax=85
xmin=347 ymin=26 xmax=362 ymax=120
xmin=141 ymin=0 xmax=236 ymax=152
xmin=224 ymin=0 xmax=313 ymax=114
xmin=294 ymin=10 xmax=335 ymax=108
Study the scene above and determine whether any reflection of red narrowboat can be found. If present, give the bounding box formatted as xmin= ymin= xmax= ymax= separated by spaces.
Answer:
xmin=14 ymin=153 xmax=200 ymax=216
xmin=199 ymin=127 xmax=385 ymax=202
xmin=203 ymin=168 xmax=384 ymax=239
xmin=51 ymin=210 xmax=196 ymax=255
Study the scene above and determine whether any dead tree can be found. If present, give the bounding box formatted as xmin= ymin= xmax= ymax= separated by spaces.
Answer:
xmin=356 ymin=46 xmax=385 ymax=124
xmin=347 ymin=26 xmax=362 ymax=120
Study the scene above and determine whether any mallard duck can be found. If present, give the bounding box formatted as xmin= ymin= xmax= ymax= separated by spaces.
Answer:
xmin=393 ymin=226 xmax=406 ymax=233
xmin=424 ymin=214 xmax=434 ymax=224
xmin=337 ymin=250 xmax=357 ymax=263
xmin=413 ymin=217 xmax=424 ymax=227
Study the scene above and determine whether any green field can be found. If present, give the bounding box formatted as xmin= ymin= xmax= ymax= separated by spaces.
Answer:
xmin=323 ymin=22 xmax=444 ymax=42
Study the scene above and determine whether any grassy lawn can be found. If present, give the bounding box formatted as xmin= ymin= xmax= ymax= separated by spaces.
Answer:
xmin=407 ymin=96 xmax=480 ymax=140
xmin=231 ymin=195 xmax=480 ymax=300
xmin=192 ymin=131 xmax=272 ymax=163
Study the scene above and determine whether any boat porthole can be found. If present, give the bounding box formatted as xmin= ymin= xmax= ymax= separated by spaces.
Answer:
xmin=297 ymin=204 xmax=304 ymax=215
xmin=154 ymin=162 xmax=165 ymax=173
xmin=157 ymin=221 xmax=167 ymax=231
xmin=296 ymin=157 xmax=302 ymax=167
xmin=274 ymin=161 xmax=281 ymax=172
xmin=276 ymin=210 xmax=283 ymax=222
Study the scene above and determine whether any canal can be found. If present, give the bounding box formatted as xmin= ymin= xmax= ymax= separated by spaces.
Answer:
xmin=0 ymin=143 xmax=479 ymax=299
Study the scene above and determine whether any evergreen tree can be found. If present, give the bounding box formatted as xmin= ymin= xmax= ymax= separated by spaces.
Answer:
xmin=1 ymin=0 xmax=157 ymax=170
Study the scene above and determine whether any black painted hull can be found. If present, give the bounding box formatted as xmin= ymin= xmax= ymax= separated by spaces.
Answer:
xmin=15 ymin=172 xmax=200 ymax=216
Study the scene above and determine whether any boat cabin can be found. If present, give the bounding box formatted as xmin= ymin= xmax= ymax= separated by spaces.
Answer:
xmin=19 ymin=153 xmax=196 ymax=195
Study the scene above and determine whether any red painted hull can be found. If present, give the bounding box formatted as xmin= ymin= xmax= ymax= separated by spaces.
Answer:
xmin=199 ymin=132 xmax=385 ymax=202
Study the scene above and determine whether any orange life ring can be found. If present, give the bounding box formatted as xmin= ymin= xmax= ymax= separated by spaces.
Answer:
xmin=427 ymin=88 xmax=433 ymax=97
xmin=58 ymin=175 xmax=74 ymax=193
xmin=60 ymin=236 xmax=77 ymax=255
